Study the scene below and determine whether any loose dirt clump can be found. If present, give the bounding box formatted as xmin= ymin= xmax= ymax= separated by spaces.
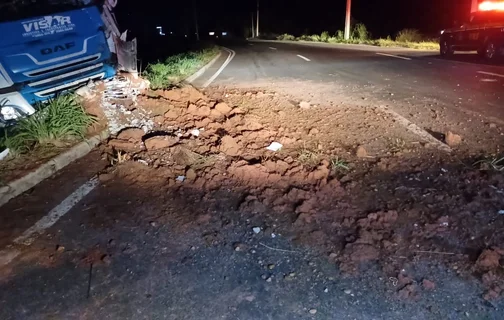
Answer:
xmin=99 ymin=85 xmax=504 ymax=302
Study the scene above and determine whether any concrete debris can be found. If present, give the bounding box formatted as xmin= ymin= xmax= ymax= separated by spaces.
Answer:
xmin=176 ymin=176 xmax=186 ymax=182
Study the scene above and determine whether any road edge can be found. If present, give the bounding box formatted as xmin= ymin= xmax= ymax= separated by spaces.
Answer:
xmin=0 ymin=129 xmax=110 ymax=208
xmin=185 ymin=50 xmax=223 ymax=83
xmin=249 ymin=39 xmax=437 ymax=53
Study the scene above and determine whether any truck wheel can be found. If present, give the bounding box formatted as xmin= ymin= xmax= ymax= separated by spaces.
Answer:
xmin=483 ymin=41 xmax=498 ymax=61
xmin=440 ymin=40 xmax=454 ymax=57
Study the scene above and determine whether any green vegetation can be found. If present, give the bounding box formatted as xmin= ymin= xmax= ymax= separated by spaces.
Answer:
xmin=297 ymin=148 xmax=321 ymax=169
xmin=330 ymin=157 xmax=350 ymax=173
xmin=0 ymin=95 xmax=95 ymax=155
xmin=143 ymin=47 xmax=220 ymax=90
xmin=274 ymin=26 xmax=439 ymax=51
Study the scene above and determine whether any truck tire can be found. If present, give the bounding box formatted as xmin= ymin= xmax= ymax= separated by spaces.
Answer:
xmin=483 ymin=41 xmax=498 ymax=61
xmin=440 ymin=39 xmax=454 ymax=57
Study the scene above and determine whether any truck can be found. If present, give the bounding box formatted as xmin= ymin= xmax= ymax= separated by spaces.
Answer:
xmin=440 ymin=0 xmax=504 ymax=61
xmin=0 ymin=1 xmax=116 ymax=126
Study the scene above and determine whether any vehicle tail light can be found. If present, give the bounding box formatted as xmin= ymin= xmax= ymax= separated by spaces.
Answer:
xmin=479 ymin=1 xmax=504 ymax=11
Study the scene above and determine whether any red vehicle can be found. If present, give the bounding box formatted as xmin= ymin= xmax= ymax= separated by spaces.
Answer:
xmin=440 ymin=0 xmax=504 ymax=61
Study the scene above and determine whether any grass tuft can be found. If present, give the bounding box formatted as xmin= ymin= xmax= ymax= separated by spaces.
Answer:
xmin=474 ymin=157 xmax=504 ymax=172
xmin=297 ymin=148 xmax=321 ymax=169
xmin=330 ymin=157 xmax=350 ymax=173
xmin=144 ymin=47 xmax=219 ymax=90
xmin=0 ymin=95 xmax=95 ymax=155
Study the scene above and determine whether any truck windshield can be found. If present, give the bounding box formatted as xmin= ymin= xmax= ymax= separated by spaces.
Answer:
xmin=0 ymin=0 xmax=95 ymax=23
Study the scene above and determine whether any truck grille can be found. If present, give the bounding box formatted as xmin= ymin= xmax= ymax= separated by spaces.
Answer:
xmin=23 ymin=54 xmax=101 ymax=78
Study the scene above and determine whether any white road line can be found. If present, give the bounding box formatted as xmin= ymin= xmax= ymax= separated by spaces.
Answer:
xmin=297 ymin=54 xmax=311 ymax=61
xmin=14 ymin=178 xmax=99 ymax=245
xmin=202 ymin=47 xmax=236 ymax=88
xmin=478 ymin=71 xmax=504 ymax=78
xmin=376 ymin=52 xmax=412 ymax=61
xmin=269 ymin=47 xmax=277 ymax=50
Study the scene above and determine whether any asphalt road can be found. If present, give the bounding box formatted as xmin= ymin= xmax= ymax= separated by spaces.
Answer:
xmin=2 ymin=41 xmax=504 ymax=319
xmin=207 ymin=40 xmax=504 ymax=124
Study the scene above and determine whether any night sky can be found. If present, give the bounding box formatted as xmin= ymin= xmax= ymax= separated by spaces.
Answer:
xmin=116 ymin=0 xmax=473 ymax=38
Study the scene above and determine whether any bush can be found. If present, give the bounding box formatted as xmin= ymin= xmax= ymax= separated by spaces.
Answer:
xmin=277 ymin=33 xmax=296 ymax=41
xmin=309 ymin=34 xmax=321 ymax=42
xmin=297 ymin=34 xmax=311 ymax=41
xmin=320 ymin=31 xmax=330 ymax=42
xmin=336 ymin=30 xmax=344 ymax=40
xmin=396 ymin=29 xmax=422 ymax=42
xmin=144 ymin=47 xmax=219 ymax=89
xmin=352 ymin=23 xmax=369 ymax=41
xmin=0 ymin=95 xmax=96 ymax=154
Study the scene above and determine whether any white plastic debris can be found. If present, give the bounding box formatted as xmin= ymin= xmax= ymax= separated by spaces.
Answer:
xmin=176 ymin=176 xmax=186 ymax=182
xmin=271 ymin=233 xmax=276 ymax=238
xmin=498 ymin=210 xmax=504 ymax=215
xmin=0 ymin=148 xmax=9 ymax=161
xmin=252 ymin=227 xmax=261 ymax=234
xmin=190 ymin=129 xmax=200 ymax=137
xmin=266 ymin=142 xmax=283 ymax=152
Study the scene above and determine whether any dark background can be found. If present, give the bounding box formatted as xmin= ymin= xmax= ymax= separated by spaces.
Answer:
xmin=115 ymin=0 xmax=474 ymax=39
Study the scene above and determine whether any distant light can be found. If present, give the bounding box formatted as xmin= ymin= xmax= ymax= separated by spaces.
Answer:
xmin=440 ymin=30 xmax=445 ymax=35
xmin=209 ymin=32 xmax=215 ymax=36
xmin=222 ymin=32 xmax=228 ymax=36
xmin=185 ymin=35 xmax=188 ymax=37
xmin=156 ymin=26 xmax=165 ymax=36
xmin=479 ymin=1 xmax=504 ymax=11
xmin=170 ymin=32 xmax=173 ymax=34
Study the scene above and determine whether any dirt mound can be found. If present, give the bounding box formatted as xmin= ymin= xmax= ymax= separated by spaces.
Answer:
xmin=99 ymin=85 xmax=504 ymax=302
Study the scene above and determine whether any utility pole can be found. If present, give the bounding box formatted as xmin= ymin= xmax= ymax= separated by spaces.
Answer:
xmin=344 ymin=0 xmax=351 ymax=40
xmin=251 ymin=12 xmax=255 ymax=38
xmin=256 ymin=0 xmax=260 ymax=38
xmin=192 ymin=0 xmax=200 ymax=41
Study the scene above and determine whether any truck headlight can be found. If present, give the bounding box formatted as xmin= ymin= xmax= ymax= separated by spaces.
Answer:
xmin=0 ymin=92 xmax=36 ymax=124
xmin=440 ymin=30 xmax=445 ymax=35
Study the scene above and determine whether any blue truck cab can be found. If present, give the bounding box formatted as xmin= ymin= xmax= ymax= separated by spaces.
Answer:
xmin=0 ymin=4 xmax=115 ymax=125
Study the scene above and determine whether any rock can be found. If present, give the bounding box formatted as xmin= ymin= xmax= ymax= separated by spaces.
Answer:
xmin=56 ymin=245 xmax=65 ymax=253
xmin=186 ymin=168 xmax=197 ymax=181
xmin=144 ymin=136 xmax=178 ymax=150
xmin=214 ymin=102 xmax=232 ymax=115
xmin=445 ymin=131 xmax=462 ymax=147
xmin=268 ymin=264 xmax=276 ymax=270
xmin=309 ymin=309 xmax=317 ymax=315
xmin=344 ymin=289 xmax=352 ymax=295
xmin=220 ymin=136 xmax=241 ymax=156
xmin=422 ymin=279 xmax=436 ymax=290
xmin=101 ymin=254 xmax=112 ymax=265
xmin=278 ymin=110 xmax=286 ymax=116
xmin=252 ymin=227 xmax=261 ymax=234
xmin=234 ymin=243 xmax=247 ymax=251
xmin=309 ymin=128 xmax=319 ymax=135
xmin=489 ymin=123 xmax=497 ymax=129
xmin=117 ymin=128 xmax=145 ymax=141
xmin=108 ymin=139 xmax=141 ymax=153
xmin=162 ymin=90 xmax=182 ymax=101
xmin=476 ymin=249 xmax=501 ymax=271
xmin=266 ymin=276 xmax=273 ymax=282
xmin=187 ymin=103 xmax=198 ymax=115
xmin=356 ymin=146 xmax=368 ymax=158
xmin=75 ymin=86 xmax=95 ymax=99
xmin=299 ymin=101 xmax=311 ymax=109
